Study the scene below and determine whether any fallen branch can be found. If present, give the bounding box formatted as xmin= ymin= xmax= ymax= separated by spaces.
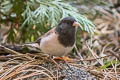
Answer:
xmin=0 ymin=45 xmax=22 ymax=55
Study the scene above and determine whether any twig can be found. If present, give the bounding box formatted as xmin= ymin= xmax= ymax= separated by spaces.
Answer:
xmin=76 ymin=54 xmax=113 ymax=62
xmin=49 ymin=57 xmax=63 ymax=69
xmin=107 ymin=50 xmax=120 ymax=60
xmin=0 ymin=45 xmax=22 ymax=55
xmin=74 ymin=45 xmax=83 ymax=60
xmin=87 ymin=70 xmax=104 ymax=79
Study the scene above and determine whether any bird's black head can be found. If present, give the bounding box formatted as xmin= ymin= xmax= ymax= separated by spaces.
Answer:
xmin=56 ymin=17 xmax=79 ymax=34
xmin=56 ymin=17 xmax=79 ymax=47
xmin=60 ymin=17 xmax=76 ymax=24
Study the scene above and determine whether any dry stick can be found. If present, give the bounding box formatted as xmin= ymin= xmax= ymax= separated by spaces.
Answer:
xmin=0 ymin=63 xmax=24 ymax=80
xmin=0 ymin=45 xmax=21 ymax=55
xmin=74 ymin=45 xmax=87 ymax=65
xmin=74 ymin=45 xmax=83 ymax=60
xmin=0 ymin=46 xmax=60 ymax=80
xmin=86 ymin=43 xmax=104 ymax=66
xmin=83 ymin=64 xmax=104 ymax=78
xmin=0 ymin=60 xmax=37 ymax=80
xmin=76 ymin=54 xmax=113 ymax=61
xmin=87 ymin=70 xmax=104 ymax=79
xmin=86 ymin=42 xmax=115 ymax=65
xmin=0 ymin=54 xmax=37 ymax=61
xmin=0 ymin=45 xmax=36 ymax=61
xmin=49 ymin=57 xmax=63 ymax=69
xmin=0 ymin=54 xmax=65 ymax=80
xmin=0 ymin=53 xmax=113 ymax=62
xmin=107 ymin=50 xmax=120 ymax=60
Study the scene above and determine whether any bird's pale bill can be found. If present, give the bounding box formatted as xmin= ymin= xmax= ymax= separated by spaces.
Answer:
xmin=73 ymin=22 xmax=80 ymax=27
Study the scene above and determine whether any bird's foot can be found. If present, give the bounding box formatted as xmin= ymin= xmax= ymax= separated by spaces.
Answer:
xmin=53 ymin=56 xmax=75 ymax=62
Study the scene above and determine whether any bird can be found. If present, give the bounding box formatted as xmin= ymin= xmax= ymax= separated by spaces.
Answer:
xmin=0 ymin=17 xmax=80 ymax=60
xmin=32 ymin=17 xmax=80 ymax=57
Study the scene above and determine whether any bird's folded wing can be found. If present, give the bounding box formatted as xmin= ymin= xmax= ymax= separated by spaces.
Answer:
xmin=35 ymin=27 xmax=56 ymax=43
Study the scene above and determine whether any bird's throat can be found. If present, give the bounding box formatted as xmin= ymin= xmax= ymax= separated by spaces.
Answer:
xmin=57 ymin=31 xmax=76 ymax=47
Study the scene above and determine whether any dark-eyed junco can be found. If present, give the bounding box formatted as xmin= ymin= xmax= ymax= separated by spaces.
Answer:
xmin=0 ymin=17 xmax=79 ymax=56
xmin=32 ymin=17 xmax=80 ymax=56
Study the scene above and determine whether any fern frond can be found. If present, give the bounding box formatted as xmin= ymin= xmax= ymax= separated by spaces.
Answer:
xmin=22 ymin=0 xmax=96 ymax=35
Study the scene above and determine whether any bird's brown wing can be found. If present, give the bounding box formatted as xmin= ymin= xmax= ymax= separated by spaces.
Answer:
xmin=35 ymin=27 xmax=56 ymax=43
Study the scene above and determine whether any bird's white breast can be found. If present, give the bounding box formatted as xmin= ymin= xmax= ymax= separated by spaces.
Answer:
xmin=40 ymin=32 xmax=74 ymax=56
